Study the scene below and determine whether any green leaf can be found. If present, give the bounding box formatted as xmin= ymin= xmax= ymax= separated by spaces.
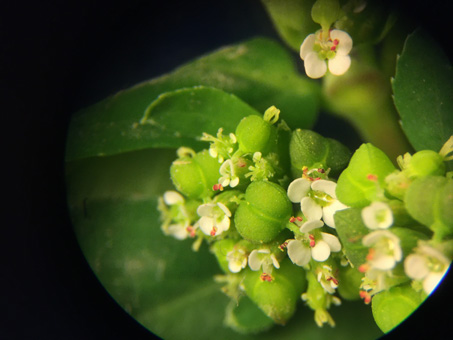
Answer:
xmin=261 ymin=0 xmax=318 ymax=51
xmin=66 ymin=37 xmax=321 ymax=161
xmin=392 ymin=29 xmax=453 ymax=152
xmin=66 ymin=148 xmax=383 ymax=339
xmin=334 ymin=208 xmax=369 ymax=268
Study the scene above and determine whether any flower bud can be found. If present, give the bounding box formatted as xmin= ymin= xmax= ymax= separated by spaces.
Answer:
xmin=170 ymin=150 xmax=221 ymax=199
xmin=242 ymin=258 xmax=307 ymax=325
xmin=405 ymin=150 xmax=446 ymax=179
xmin=289 ymin=129 xmax=350 ymax=178
xmin=371 ymin=283 xmax=424 ymax=333
xmin=336 ymin=143 xmax=396 ymax=207
xmin=404 ymin=176 xmax=453 ymax=241
xmin=234 ymin=181 xmax=292 ymax=244
xmin=235 ymin=115 xmax=277 ymax=155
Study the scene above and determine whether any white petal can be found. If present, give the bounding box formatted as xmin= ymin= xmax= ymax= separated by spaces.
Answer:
xmin=219 ymin=177 xmax=230 ymax=187
xmin=423 ymin=272 xmax=447 ymax=295
xmin=328 ymin=55 xmax=351 ymax=76
xmin=404 ymin=254 xmax=429 ymax=280
xmin=287 ymin=240 xmax=311 ymax=266
xmin=199 ymin=216 xmax=214 ymax=235
xmin=330 ymin=30 xmax=353 ymax=55
xmin=230 ymin=176 xmax=240 ymax=188
xmin=301 ymin=197 xmax=323 ymax=221
xmin=300 ymin=34 xmax=316 ymax=60
xmin=271 ymin=254 xmax=280 ymax=269
xmin=362 ymin=230 xmax=392 ymax=247
xmin=311 ymin=240 xmax=331 ymax=262
xmin=216 ymin=215 xmax=231 ymax=234
xmin=167 ymin=224 xmax=188 ymax=240
xmin=228 ymin=260 xmax=243 ymax=273
xmin=197 ymin=203 xmax=215 ymax=217
xmin=304 ymin=52 xmax=328 ymax=79
xmin=321 ymin=232 xmax=341 ymax=252
xmin=311 ymin=180 xmax=337 ymax=198
xmin=163 ymin=191 xmax=184 ymax=205
xmin=361 ymin=202 xmax=393 ymax=230
xmin=300 ymin=219 xmax=324 ymax=233
xmin=248 ymin=250 xmax=263 ymax=271
xmin=217 ymin=202 xmax=231 ymax=217
xmin=322 ymin=200 xmax=347 ymax=228
xmin=372 ymin=255 xmax=396 ymax=270
xmin=287 ymin=178 xmax=311 ymax=203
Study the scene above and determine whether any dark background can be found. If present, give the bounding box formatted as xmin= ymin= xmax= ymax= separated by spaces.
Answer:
xmin=3 ymin=1 xmax=452 ymax=339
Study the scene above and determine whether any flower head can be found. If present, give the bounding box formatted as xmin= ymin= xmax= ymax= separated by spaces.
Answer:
xmin=226 ymin=247 xmax=248 ymax=273
xmin=197 ymin=202 xmax=231 ymax=237
xmin=362 ymin=230 xmax=402 ymax=271
xmin=287 ymin=178 xmax=347 ymax=228
xmin=404 ymin=243 xmax=450 ymax=295
xmin=248 ymin=248 xmax=280 ymax=274
xmin=300 ymin=29 xmax=352 ymax=79
xmin=201 ymin=128 xmax=237 ymax=163
xmin=361 ymin=201 xmax=394 ymax=230
xmin=219 ymin=159 xmax=240 ymax=188
xmin=159 ymin=191 xmax=195 ymax=240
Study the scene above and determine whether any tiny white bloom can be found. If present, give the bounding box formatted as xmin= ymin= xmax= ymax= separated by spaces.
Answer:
xmin=300 ymin=29 xmax=353 ymax=79
xmin=201 ymin=128 xmax=237 ymax=163
xmin=362 ymin=201 xmax=393 ymax=230
xmin=316 ymin=265 xmax=339 ymax=294
xmin=163 ymin=190 xmax=184 ymax=205
xmin=362 ymin=230 xmax=402 ymax=270
xmin=226 ymin=248 xmax=248 ymax=273
xmin=219 ymin=159 xmax=240 ymax=188
xmin=404 ymin=243 xmax=450 ymax=295
xmin=197 ymin=202 xmax=231 ymax=237
xmin=287 ymin=178 xmax=347 ymax=228
xmin=159 ymin=191 xmax=194 ymax=240
xmin=287 ymin=231 xmax=341 ymax=267
xmin=248 ymin=249 xmax=280 ymax=274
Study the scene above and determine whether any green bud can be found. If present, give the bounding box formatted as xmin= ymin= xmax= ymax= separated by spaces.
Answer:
xmin=311 ymin=0 xmax=341 ymax=29
xmin=405 ymin=150 xmax=446 ymax=179
xmin=337 ymin=265 xmax=363 ymax=300
xmin=236 ymin=115 xmax=277 ymax=155
xmin=336 ymin=143 xmax=396 ymax=207
xmin=242 ymin=258 xmax=307 ymax=325
xmin=371 ymin=284 xmax=424 ymax=333
xmin=404 ymin=176 xmax=453 ymax=241
xmin=234 ymin=181 xmax=292 ymax=243
xmin=289 ymin=129 xmax=350 ymax=178
xmin=170 ymin=149 xmax=221 ymax=199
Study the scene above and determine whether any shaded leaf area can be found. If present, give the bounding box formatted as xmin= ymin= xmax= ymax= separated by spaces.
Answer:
xmin=66 ymin=148 xmax=382 ymax=339
xmin=334 ymin=208 xmax=369 ymax=268
xmin=392 ymin=29 xmax=453 ymax=154
xmin=66 ymin=38 xmax=321 ymax=161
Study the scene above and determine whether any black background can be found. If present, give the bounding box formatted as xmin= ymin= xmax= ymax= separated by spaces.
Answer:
xmin=3 ymin=1 xmax=452 ymax=339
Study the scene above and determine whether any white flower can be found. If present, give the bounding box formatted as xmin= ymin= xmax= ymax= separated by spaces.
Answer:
xmin=287 ymin=178 xmax=347 ymax=228
xmin=159 ymin=191 xmax=193 ymax=240
xmin=362 ymin=230 xmax=402 ymax=270
xmin=219 ymin=159 xmax=240 ymax=188
xmin=300 ymin=29 xmax=353 ymax=79
xmin=404 ymin=243 xmax=450 ymax=295
xmin=226 ymin=248 xmax=248 ymax=273
xmin=361 ymin=201 xmax=394 ymax=230
xmin=248 ymin=249 xmax=280 ymax=274
xmin=197 ymin=202 xmax=231 ymax=237
xmin=287 ymin=229 xmax=341 ymax=267
xmin=200 ymin=128 xmax=237 ymax=163
xmin=316 ymin=265 xmax=340 ymax=294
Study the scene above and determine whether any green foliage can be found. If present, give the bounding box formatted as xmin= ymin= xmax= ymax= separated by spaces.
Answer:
xmin=66 ymin=38 xmax=321 ymax=161
xmin=392 ymin=29 xmax=453 ymax=154
xmin=336 ymin=143 xmax=396 ymax=207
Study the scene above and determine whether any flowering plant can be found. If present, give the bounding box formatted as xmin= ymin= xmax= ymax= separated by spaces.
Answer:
xmin=65 ymin=0 xmax=452 ymax=339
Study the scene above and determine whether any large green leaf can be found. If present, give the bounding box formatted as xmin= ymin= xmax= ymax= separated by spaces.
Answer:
xmin=66 ymin=37 xmax=321 ymax=161
xmin=66 ymin=148 xmax=383 ymax=339
xmin=392 ymin=29 xmax=453 ymax=153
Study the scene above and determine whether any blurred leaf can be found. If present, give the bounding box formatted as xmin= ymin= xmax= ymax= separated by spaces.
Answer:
xmin=66 ymin=37 xmax=321 ymax=161
xmin=334 ymin=208 xmax=369 ymax=268
xmin=261 ymin=0 xmax=318 ymax=51
xmin=392 ymin=29 xmax=453 ymax=153
xmin=66 ymin=148 xmax=382 ymax=339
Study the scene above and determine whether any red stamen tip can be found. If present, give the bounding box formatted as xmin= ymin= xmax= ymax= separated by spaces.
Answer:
xmin=367 ymin=174 xmax=378 ymax=181
xmin=358 ymin=264 xmax=369 ymax=273
xmin=289 ymin=216 xmax=296 ymax=223
xmin=260 ymin=273 xmax=273 ymax=282
xmin=330 ymin=46 xmax=336 ymax=51
xmin=210 ymin=227 xmax=218 ymax=236
xmin=186 ymin=226 xmax=196 ymax=238
xmin=333 ymin=39 xmax=339 ymax=46
xmin=213 ymin=183 xmax=224 ymax=191
xmin=297 ymin=216 xmax=303 ymax=221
